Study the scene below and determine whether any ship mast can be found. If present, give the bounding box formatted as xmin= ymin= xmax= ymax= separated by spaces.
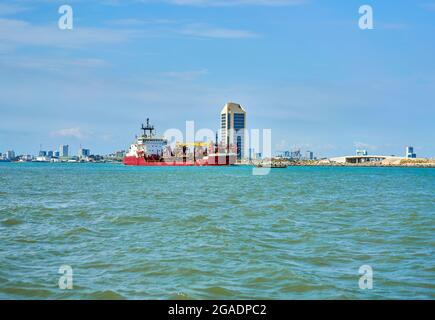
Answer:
xmin=141 ymin=118 xmax=155 ymax=138
xmin=215 ymin=132 xmax=219 ymax=153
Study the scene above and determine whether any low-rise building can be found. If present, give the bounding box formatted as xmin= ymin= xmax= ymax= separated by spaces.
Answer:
xmin=306 ymin=151 xmax=314 ymax=160
xmin=78 ymin=148 xmax=91 ymax=158
xmin=330 ymin=154 xmax=403 ymax=164
xmin=356 ymin=149 xmax=368 ymax=156
xmin=406 ymin=146 xmax=416 ymax=159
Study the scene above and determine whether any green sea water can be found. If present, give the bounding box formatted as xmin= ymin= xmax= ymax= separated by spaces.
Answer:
xmin=0 ymin=163 xmax=434 ymax=300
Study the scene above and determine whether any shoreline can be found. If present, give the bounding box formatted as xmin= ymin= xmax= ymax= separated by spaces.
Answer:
xmin=2 ymin=160 xmax=435 ymax=168
xmin=239 ymin=159 xmax=435 ymax=169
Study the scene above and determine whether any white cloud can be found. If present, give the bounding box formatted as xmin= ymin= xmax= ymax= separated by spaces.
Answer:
xmin=52 ymin=128 xmax=88 ymax=139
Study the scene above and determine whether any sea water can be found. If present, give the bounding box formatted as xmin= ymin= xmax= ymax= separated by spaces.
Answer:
xmin=0 ymin=163 xmax=434 ymax=299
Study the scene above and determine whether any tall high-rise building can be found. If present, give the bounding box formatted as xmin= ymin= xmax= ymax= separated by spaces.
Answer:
xmin=60 ymin=145 xmax=69 ymax=158
xmin=220 ymin=102 xmax=246 ymax=160
xmin=6 ymin=150 xmax=15 ymax=160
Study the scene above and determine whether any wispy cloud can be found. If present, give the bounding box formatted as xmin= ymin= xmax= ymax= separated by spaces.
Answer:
xmin=0 ymin=56 xmax=107 ymax=72
xmin=30 ymin=0 xmax=305 ymax=6
xmin=381 ymin=23 xmax=408 ymax=30
xmin=180 ymin=23 xmax=259 ymax=38
xmin=109 ymin=18 xmax=178 ymax=26
xmin=156 ymin=0 xmax=306 ymax=6
xmin=109 ymin=19 xmax=260 ymax=39
xmin=0 ymin=18 xmax=141 ymax=49
xmin=162 ymin=69 xmax=209 ymax=80
xmin=420 ymin=2 xmax=435 ymax=11
xmin=0 ymin=17 xmax=259 ymax=51
xmin=0 ymin=3 xmax=29 ymax=16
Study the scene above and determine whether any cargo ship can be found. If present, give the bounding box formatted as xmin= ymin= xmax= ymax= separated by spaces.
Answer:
xmin=123 ymin=119 xmax=237 ymax=166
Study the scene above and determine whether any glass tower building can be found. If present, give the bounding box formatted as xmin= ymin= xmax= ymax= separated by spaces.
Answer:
xmin=220 ymin=103 xmax=246 ymax=160
xmin=60 ymin=145 xmax=69 ymax=158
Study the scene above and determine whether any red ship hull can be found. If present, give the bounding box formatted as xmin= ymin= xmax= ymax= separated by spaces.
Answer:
xmin=123 ymin=155 xmax=235 ymax=166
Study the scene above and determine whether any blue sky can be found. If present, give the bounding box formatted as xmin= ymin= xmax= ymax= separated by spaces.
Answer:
xmin=0 ymin=0 xmax=434 ymax=157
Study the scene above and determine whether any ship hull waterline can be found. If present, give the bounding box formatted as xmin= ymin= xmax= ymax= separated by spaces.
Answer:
xmin=123 ymin=155 xmax=235 ymax=166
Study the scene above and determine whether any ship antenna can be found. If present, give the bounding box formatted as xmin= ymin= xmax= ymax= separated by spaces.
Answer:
xmin=141 ymin=118 xmax=155 ymax=138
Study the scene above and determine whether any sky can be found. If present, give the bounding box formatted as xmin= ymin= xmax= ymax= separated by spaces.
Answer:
xmin=0 ymin=0 xmax=434 ymax=158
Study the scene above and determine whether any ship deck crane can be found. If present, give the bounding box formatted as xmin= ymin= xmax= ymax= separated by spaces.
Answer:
xmin=176 ymin=142 xmax=210 ymax=147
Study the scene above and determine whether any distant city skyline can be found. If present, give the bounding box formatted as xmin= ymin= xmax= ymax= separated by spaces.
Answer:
xmin=1 ymin=1 xmax=434 ymax=158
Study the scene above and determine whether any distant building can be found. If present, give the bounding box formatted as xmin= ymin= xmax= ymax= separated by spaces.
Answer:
xmin=356 ymin=149 xmax=368 ymax=156
xmin=278 ymin=151 xmax=292 ymax=158
xmin=115 ymin=150 xmax=125 ymax=158
xmin=39 ymin=150 xmax=47 ymax=157
xmin=248 ymin=148 xmax=254 ymax=161
xmin=78 ymin=147 xmax=90 ymax=158
xmin=60 ymin=145 xmax=69 ymax=157
xmin=247 ymin=149 xmax=264 ymax=160
xmin=330 ymin=154 xmax=399 ymax=164
xmin=221 ymin=102 xmax=246 ymax=160
xmin=306 ymin=151 xmax=314 ymax=160
xmin=54 ymin=151 xmax=60 ymax=158
xmin=21 ymin=155 xmax=32 ymax=162
xmin=47 ymin=151 xmax=54 ymax=158
xmin=291 ymin=150 xmax=302 ymax=160
xmin=276 ymin=150 xmax=304 ymax=160
xmin=406 ymin=146 xmax=416 ymax=159
xmin=6 ymin=150 xmax=15 ymax=160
